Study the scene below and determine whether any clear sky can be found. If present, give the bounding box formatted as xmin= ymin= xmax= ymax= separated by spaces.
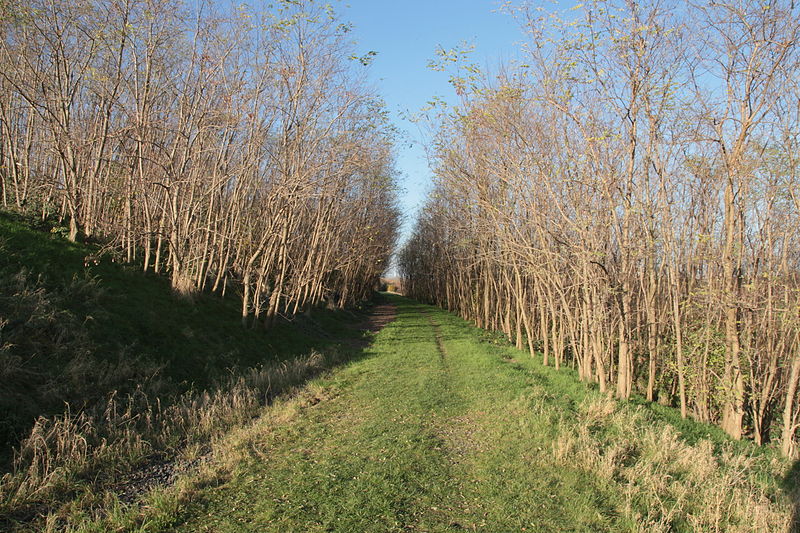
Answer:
xmin=338 ymin=1 xmax=526 ymax=272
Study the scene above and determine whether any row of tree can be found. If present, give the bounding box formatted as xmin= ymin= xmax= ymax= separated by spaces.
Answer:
xmin=401 ymin=0 xmax=800 ymax=456
xmin=0 ymin=0 xmax=399 ymax=324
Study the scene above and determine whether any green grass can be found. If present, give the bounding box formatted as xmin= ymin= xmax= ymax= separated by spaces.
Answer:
xmin=1 ymin=210 xmax=390 ymax=532
xmin=1 ymin=217 xmax=794 ymax=532
xmin=0 ymin=211 xmax=371 ymax=458
xmin=152 ymin=297 xmax=612 ymax=532
xmin=0 ymin=210 xmax=359 ymax=385
xmin=111 ymin=295 xmax=793 ymax=532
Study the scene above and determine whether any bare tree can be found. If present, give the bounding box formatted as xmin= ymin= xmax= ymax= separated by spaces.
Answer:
xmin=401 ymin=0 xmax=800 ymax=454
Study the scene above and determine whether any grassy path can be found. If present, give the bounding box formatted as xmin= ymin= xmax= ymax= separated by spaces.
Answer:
xmin=152 ymin=295 xmax=792 ymax=532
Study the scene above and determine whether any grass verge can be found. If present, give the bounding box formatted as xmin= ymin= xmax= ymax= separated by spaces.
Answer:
xmin=91 ymin=295 xmax=795 ymax=532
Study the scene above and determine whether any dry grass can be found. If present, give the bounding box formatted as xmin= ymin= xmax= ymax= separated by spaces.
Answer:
xmin=0 ymin=346 xmax=346 ymax=530
xmin=0 ymin=217 xmax=376 ymax=531
xmin=552 ymin=395 xmax=792 ymax=532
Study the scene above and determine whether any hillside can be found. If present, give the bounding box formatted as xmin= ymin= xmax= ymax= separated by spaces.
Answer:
xmin=0 ymin=212 xmax=381 ymax=529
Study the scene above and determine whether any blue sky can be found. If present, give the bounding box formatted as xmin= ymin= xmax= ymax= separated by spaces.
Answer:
xmin=338 ymin=1 xmax=525 ymax=266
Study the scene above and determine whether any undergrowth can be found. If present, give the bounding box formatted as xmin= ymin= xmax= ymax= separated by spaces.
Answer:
xmin=0 ymin=211 xmax=377 ymax=531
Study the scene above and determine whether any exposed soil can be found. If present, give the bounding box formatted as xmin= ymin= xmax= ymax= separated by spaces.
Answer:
xmin=361 ymin=302 xmax=397 ymax=333
xmin=116 ymin=458 xmax=199 ymax=504
xmin=343 ymin=302 xmax=397 ymax=350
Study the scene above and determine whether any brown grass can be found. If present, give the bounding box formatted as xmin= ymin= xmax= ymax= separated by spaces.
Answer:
xmin=552 ymin=396 xmax=792 ymax=532
xmin=0 ymin=347 xmax=346 ymax=530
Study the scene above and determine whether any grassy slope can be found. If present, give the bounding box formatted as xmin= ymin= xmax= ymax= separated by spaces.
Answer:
xmin=117 ymin=295 xmax=795 ymax=533
xmin=0 ymin=211 xmax=370 ymax=459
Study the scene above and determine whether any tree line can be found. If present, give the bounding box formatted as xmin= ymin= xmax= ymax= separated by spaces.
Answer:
xmin=0 ymin=0 xmax=399 ymax=324
xmin=400 ymin=0 xmax=800 ymax=456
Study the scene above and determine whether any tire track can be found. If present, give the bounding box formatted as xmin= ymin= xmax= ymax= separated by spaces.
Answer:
xmin=421 ymin=308 xmax=447 ymax=363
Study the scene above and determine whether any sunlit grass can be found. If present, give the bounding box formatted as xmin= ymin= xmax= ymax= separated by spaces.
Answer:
xmin=112 ymin=295 xmax=795 ymax=532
